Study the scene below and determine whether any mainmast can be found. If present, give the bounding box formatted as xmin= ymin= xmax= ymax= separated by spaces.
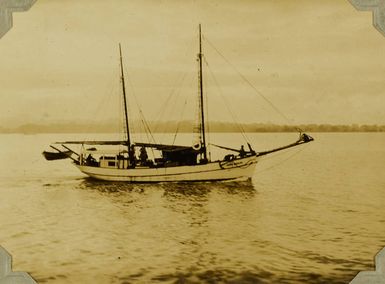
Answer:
xmin=119 ymin=43 xmax=131 ymax=154
xmin=198 ymin=24 xmax=208 ymax=162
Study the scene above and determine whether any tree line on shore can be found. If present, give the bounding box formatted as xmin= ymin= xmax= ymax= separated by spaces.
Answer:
xmin=1 ymin=121 xmax=385 ymax=134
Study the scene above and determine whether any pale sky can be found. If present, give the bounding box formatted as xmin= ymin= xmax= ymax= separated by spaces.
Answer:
xmin=0 ymin=0 xmax=384 ymax=128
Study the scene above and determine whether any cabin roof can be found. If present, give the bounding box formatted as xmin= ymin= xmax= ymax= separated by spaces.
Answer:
xmin=133 ymin=142 xmax=193 ymax=152
xmin=54 ymin=140 xmax=195 ymax=152
xmin=54 ymin=140 xmax=126 ymax=145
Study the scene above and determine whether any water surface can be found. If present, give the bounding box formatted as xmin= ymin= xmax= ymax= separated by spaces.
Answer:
xmin=0 ymin=133 xmax=384 ymax=283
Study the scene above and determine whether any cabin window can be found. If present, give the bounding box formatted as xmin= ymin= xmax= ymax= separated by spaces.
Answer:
xmin=108 ymin=161 xmax=116 ymax=167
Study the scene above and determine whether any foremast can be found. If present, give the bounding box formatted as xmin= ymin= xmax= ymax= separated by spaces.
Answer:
xmin=198 ymin=24 xmax=208 ymax=162
xmin=119 ymin=43 xmax=132 ymax=157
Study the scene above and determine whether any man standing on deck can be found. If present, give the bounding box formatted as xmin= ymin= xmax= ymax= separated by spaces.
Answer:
xmin=139 ymin=146 xmax=148 ymax=166
xmin=239 ymin=145 xmax=246 ymax=158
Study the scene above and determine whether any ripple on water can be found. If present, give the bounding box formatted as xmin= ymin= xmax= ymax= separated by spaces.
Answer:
xmin=1 ymin=133 xmax=385 ymax=283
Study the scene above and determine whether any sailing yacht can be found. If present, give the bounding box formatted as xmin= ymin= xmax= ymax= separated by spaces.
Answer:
xmin=43 ymin=25 xmax=314 ymax=182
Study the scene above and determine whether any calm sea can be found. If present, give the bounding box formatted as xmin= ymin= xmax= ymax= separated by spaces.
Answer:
xmin=0 ymin=133 xmax=384 ymax=284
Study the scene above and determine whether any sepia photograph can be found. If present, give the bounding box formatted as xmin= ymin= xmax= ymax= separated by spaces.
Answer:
xmin=0 ymin=0 xmax=384 ymax=283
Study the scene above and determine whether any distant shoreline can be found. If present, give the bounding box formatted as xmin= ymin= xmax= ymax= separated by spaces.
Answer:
xmin=2 ymin=121 xmax=385 ymax=134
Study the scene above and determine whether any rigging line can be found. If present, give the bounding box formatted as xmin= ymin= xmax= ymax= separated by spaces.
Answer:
xmin=152 ymin=69 xmax=190 ymax=138
xmin=203 ymin=67 xmax=211 ymax=161
xmin=203 ymin=56 xmax=250 ymax=143
xmin=204 ymin=36 xmax=302 ymax=132
xmin=257 ymin=143 xmax=308 ymax=174
xmin=139 ymin=116 xmax=156 ymax=157
xmin=156 ymin=90 xmax=182 ymax=144
xmin=118 ymin=66 xmax=131 ymax=142
xmin=172 ymin=98 xmax=188 ymax=145
xmin=123 ymin=62 xmax=157 ymax=144
xmin=139 ymin=108 xmax=156 ymax=144
xmin=158 ymin=73 xmax=195 ymax=145
xmin=116 ymin=63 xmax=127 ymax=142
xmin=119 ymin=82 xmax=125 ymax=142
xmin=138 ymin=110 xmax=156 ymax=143
xmin=171 ymin=77 xmax=193 ymax=145
xmin=153 ymin=36 xmax=195 ymax=133
xmin=83 ymin=66 xmax=119 ymax=141
xmin=153 ymin=71 xmax=188 ymax=133
xmin=204 ymin=57 xmax=249 ymax=143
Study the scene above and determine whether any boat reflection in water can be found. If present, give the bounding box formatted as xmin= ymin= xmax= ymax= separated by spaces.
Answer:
xmin=74 ymin=178 xmax=352 ymax=284
xmin=77 ymin=177 xmax=256 ymax=197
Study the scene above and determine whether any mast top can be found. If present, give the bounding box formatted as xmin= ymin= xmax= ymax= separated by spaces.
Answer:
xmin=118 ymin=43 xmax=132 ymax=153
xmin=199 ymin=24 xmax=202 ymax=53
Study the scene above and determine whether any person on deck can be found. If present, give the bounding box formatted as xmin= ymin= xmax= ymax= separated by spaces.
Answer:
xmin=239 ymin=145 xmax=246 ymax=158
xmin=85 ymin=154 xmax=98 ymax=166
xmin=139 ymin=146 xmax=148 ymax=166
xmin=86 ymin=154 xmax=94 ymax=164
xmin=129 ymin=145 xmax=136 ymax=168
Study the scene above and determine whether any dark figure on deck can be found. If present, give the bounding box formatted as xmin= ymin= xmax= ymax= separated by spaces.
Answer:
xmin=86 ymin=154 xmax=97 ymax=166
xmin=139 ymin=146 xmax=148 ymax=166
xmin=298 ymin=133 xmax=314 ymax=143
xmin=129 ymin=145 xmax=136 ymax=168
xmin=301 ymin=133 xmax=313 ymax=142
xmin=239 ymin=145 xmax=246 ymax=158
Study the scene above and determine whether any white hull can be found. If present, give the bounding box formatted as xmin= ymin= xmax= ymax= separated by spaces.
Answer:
xmin=75 ymin=155 xmax=258 ymax=182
